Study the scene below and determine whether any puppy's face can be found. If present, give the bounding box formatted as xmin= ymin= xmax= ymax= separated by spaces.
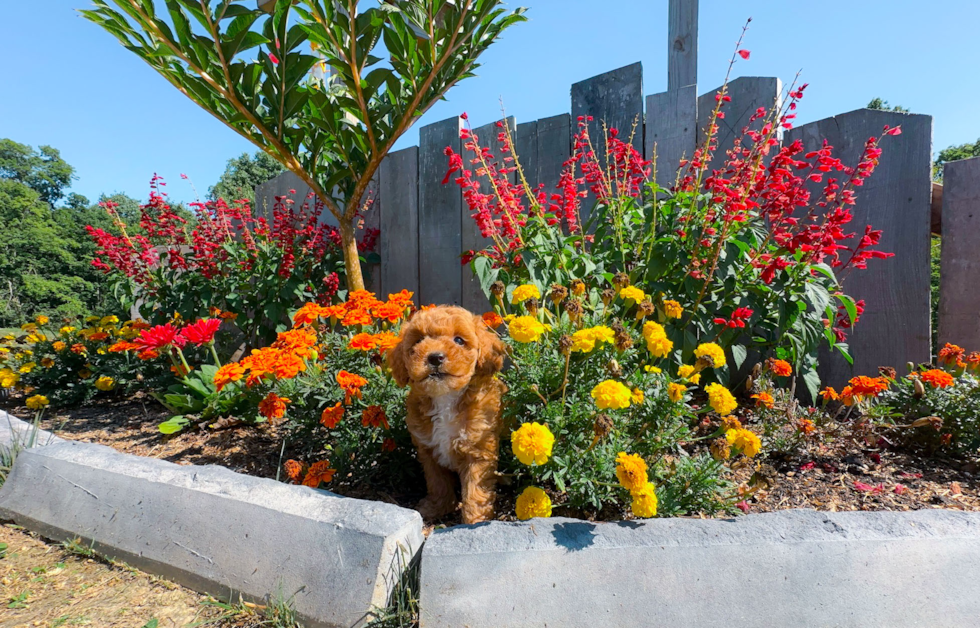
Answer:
xmin=388 ymin=306 xmax=504 ymax=396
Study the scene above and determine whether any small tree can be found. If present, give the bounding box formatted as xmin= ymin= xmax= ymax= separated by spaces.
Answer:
xmin=81 ymin=0 xmax=526 ymax=291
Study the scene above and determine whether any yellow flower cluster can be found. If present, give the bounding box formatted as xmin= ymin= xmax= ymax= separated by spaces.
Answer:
xmin=570 ymin=326 xmax=615 ymax=353
xmin=511 ymin=422 xmax=555 ymax=465
xmin=511 ymin=284 xmax=541 ymax=304
xmin=515 ymin=486 xmax=552 ymax=520
xmin=616 ymin=452 xmax=658 ymax=518
xmin=677 ymin=364 xmax=701 ymax=384
xmin=508 ymin=316 xmax=547 ymax=343
xmin=705 ymin=382 xmax=737 ymax=416
xmin=642 ymin=321 xmax=673 ymax=358
xmin=591 ymin=379 xmax=632 ymax=410
xmin=667 ymin=382 xmax=686 ymax=402
xmin=631 ymin=388 xmax=644 ymax=404
xmin=94 ymin=376 xmax=116 ymax=392
xmin=26 ymin=394 xmax=50 ymax=410
xmin=619 ymin=285 xmax=646 ymax=303
xmin=0 ymin=367 xmax=19 ymax=388
xmin=662 ymin=300 xmax=683 ymax=319
xmin=726 ymin=428 xmax=762 ymax=457
xmin=694 ymin=342 xmax=726 ymax=368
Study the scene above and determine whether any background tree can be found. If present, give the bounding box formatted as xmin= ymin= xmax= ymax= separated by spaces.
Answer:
xmin=209 ymin=150 xmax=284 ymax=204
xmin=82 ymin=0 xmax=526 ymax=291
xmin=866 ymin=97 xmax=910 ymax=113
xmin=934 ymin=139 xmax=980 ymax=181
xmin=0 ymin=139 xmax=75 ymax=206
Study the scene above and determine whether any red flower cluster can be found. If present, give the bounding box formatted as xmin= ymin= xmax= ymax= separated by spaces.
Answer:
xmin=713 ymin=307 xmax=753 ymax=329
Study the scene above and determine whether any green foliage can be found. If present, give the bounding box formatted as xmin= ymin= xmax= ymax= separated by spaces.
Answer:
xmin=866 ymin=97 xmax=909 ymax=113
xmin=209 ymin=150 xmax=284 ymax=204
xmin=81 ymin=0 xmax=527 ymax=291
xmin=0 ymin=139 xmax=74 ymax=205
xmin=934 ymin=138 xmax=980 ymax=180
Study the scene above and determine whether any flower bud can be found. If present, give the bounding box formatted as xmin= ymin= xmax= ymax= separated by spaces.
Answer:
xmin=601 ymin=288 xmax=616 ymax=306
xmin=606 ymin=358 xmax=623 ymax=379
xmin=490 ymin=281 xmax=505 ymax=297
xmin=912 ymin=378 xmax=926 ymax=399
xmin=635 ymin=300 xmax=656 ymax=320
xmin=906 ymin=361 xmax=915 ymax=374
xmin=563 ymin=299 xmax=582 ymax=322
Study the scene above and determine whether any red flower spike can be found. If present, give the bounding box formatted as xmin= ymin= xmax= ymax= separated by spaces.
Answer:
xmin=738 ymin=50 xmax=751 ymax=59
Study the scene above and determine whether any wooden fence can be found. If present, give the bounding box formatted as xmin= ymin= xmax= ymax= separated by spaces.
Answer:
xmin=254 ymin=61 xmax=980 ymax=388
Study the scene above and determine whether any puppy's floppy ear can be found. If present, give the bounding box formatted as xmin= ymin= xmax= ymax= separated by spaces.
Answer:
xmin=474 ymin=314 xmax=506 ymax=376
xmin=386 ymin=333 xmax=411 ymax=387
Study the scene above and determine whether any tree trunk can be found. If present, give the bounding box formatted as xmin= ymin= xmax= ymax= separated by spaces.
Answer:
xmin=338 ymin=217 xmax=365 ymax=292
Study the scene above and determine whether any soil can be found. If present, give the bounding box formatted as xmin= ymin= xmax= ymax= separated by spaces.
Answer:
xmin=4 ymin=394 xmax=980 ymax=526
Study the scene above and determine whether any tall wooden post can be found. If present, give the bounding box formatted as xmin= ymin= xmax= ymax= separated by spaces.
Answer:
xmin=668 ymin=0 xmax=698 ymax=90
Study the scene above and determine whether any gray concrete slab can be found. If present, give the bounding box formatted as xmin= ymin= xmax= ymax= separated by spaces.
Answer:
xmin=0 ymin=439 xmax=423 ymax=628
xmin=420 ymin=510 xmax=980 ymax=627
xmin=0 ymin=408 xmax=64 ymax=449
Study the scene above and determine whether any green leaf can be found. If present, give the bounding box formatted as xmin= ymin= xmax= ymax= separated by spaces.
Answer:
xmin=158 ymin=416 xmax=190 ymax=435
xmin=731 ymin=344 xmax=747 ymax=369
xmin=838 ymin=294 xmax=858 ymax=327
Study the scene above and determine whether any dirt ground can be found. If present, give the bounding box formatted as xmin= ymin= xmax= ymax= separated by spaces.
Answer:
xmin=0 ymin=524 xmax=228 ymax=628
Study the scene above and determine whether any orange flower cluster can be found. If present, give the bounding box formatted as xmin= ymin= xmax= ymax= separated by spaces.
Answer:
xmin=918 ymin=369 xmax=955 ymax=389
xmin=361 ymin=405 xmax=390 ymax=429
xmin=320 ymin=402 xmax=344 ymax=428
xmin=938 ymin=343 xmax=966 ymax=369
xmin=482 ymin=311 xmax=503 ymax=329
xmin=348 ymin=331 xmax=400 ymax=353
xmin=821 ymin=375 xmax=889 ymax=406
xmin=283 ymin=459 xmax=336 ymax=487
xmin=258 ymin=392 xmax=290 ymax=419
xmin=214 ymin=363 xmax=246 ymax=391
xmin=751 ymin=392 xmax=774 ymax=409
xmin=292 ymin=290 xmax=414 ymax=329
xmin=337 ymin=370 xmax=368 ymax=404
xmin=767 ymin=359 xmax=792 ymax=377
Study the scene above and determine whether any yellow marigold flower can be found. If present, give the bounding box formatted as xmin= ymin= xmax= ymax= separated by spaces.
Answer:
xmin=508 ymin=316 xmax=547 ymax=343
xmin=677 ymin=364 xmax=701 ymax=384
xmin=570 ymin=279 xmax=586 ymax=296
xmin=630 ymin=482 xmax=658 ymax=518
xmin=511 ymin=284 xmax=541 ymax=304
xmin=0 ymin=347 xmax=8 ymax=355
xmin=21 ymin=323 xmax=37 ymax=332
xmin=705 ymin=382 xmax=737 ymax=416
xmin=85 ymin=316 xmax=100 ymax=324
xmin=511 ymin=422 xmax=555 ymax=466
xmin=619 ymin=285 xmax=646 ymax=303
xmin=60 ymin=326 xmax=77 ymax=337
xmin=27 ymin=332 xmax=45 ymax=343
xmin=19 ymin=362 xmax=36 ymax=374
xmin=26 ymin=394 xmax=49 ymax=410
xmin=631 ymin=388 xmax=644 ymax=404
xmin=644 ymin=365 xmax=661 ymax=374
xmin=726 ymin=428 xmax=762 ymax=458
xmin=0 ymin=368 xmax=19 ymax=388
xmin=667 ymin=382 xmax=686 ymax=403
xmin=694 ymin=342 xmax=726 ymax=368
xmin=570 ymin=329 xmax=598 ymax=353
xmin=591 ymin=379 xmax=632 ymax=410
xmin=662 ymin=300 xmax=683 ymax=319
xmin=590 ymin=326 xmax=615 ymax=344
xmin=642 ymin=321 xmax=674 ymax=358
xmin=615 ymin=452 xmax=649 ymax=492
xmin=515 ymin=486 xmax=552 ymax=520
xmin=52 ymin=341 xmax=66 ymax=352
xmin=100 ymin=315 xmax=120 ymax=326
xmin=720 ymin=415 xmax=742 ymax=431
xmin=41 ymin=358 xmax=55 ymax=368
xmin=35 ymin=315 xmax=49 ymax=326
xmin=94 ymin=376 xmax=116 ymax=391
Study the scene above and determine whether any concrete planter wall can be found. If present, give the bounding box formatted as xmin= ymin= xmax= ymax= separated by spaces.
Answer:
xmin=4 ymin=409 xmax=980 ymax=628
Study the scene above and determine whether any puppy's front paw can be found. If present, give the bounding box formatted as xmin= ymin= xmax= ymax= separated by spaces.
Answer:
xmin=416 ymin=495 xmax=457 ymax=520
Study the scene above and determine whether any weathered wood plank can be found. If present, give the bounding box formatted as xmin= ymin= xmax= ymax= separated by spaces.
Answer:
xmin=254 ymin=172 xmax=320 ymax=223
xmin=379 ymin=148 xmax=419 ymax=299
xmin=785 ymin=109 xmax=933 ymax=387
xmin=645 ymin=86 xmax=698 ymax=190
xmin=697 ymin=77 xmax=781 ymax=173
xmin=461 ymin=118 xmax=516 ymax=313
xmin=534 ymin=113 xmax=571 ymax=197
xmin=668 ymin=0 xmax=698 ymax=91
xmin=514 ymin=120 xmax=538 ymax=193
xmin=939 ymin=156 xmax=980 ymax=350
xmin=418 ymin=116 xmax=463 ymax=306
xmin=571 ymin=63 xmax=644 ymax=226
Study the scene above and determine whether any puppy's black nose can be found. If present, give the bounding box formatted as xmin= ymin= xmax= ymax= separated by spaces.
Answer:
xmin=427 ymin=352 xmax=445 ymax=368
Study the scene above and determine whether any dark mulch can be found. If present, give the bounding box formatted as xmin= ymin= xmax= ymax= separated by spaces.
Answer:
xmin=4 ymin=394 xmax=980 ymax=523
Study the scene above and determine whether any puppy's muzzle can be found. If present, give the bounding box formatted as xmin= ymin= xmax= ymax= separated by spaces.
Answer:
xmin=426 ymin=352 xmax=446 ymax=378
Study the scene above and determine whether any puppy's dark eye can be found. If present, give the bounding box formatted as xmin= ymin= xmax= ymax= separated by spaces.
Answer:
xmin=453 ymin=336 xmax=466 ymax=346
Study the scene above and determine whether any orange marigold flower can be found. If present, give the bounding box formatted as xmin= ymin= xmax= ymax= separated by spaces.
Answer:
xmin=109 ymin=340 xmax=140 ymax=353
xmin=349 ymin=333 xmax=379 ymax=351
xmin=171 ymin=364 xmax=191 ymax=377
xmin=214 ymin=363 xmax=246 ymax=391
xmin=293 ymin=302 xmax=326 ymax=326
xmin=348 ymin=289 xmax=382 ymax=307
xmin=967 ymin=352 xmax=980 ymax=371
xmin=362 ymin=405 xmax=390 ymax=430
xmin=768 ymin=359 xmax=792 ymax=377
xmin=372 ymin=332 xmax=400 ymax=353
xmin=320 ymin=402 xmax=344 ymax=429
xmin=272 ymin=328 xmax=317 ymax=357
xmin=847 ymin=375 xmax=889 ymax=397
xmin=88 ymin=331 xmax=110 ymax=342
xmin=818 ymin=387 xmax=839 ymax=402
xmin=382 ymin=438 xmax=397 ymax=452
xmin=938 ymin=343 xmax=966 ymax=367
xmin=283 ymin=459 xmax=307 ymax=483
xmin=920 ymin=369 xmax=955 ymax=389
xmin=341 ymin=308 xmax=373 ymax=327
xmin=219 ymin=311 xmax=238 ymax=321
xmin=52 ymin=341 xmax=67 ymax=352
xmin=387 ymin=289 xmax=415 ymax=309
xmin=797 ymin=419 xmax=816 ymax=435
xmin=302 ymin=460 xmax=336 ymax=487
xmin=840 ymin=385 xmax=858 ymax=406
xmin=137 ymin=349 xmax=159 ymax=360
xmin=70 ymin=343 xmax=87 ymax=354
xmin=241 ymin=347 xmax=307 ymax=384
xmin=751 ymin=392 xmax=775 ymax=409
xmin=321 ymin=305 xmax=346 ymax=320
xmin=482 ymin=312 xmax=503 ymax=329
xmin=372 ymin=301 xmax=406 ymax=323
xmin=258 ymin=392 xmax=291 ymax=419
xmin=337 ymin=370 xmax=368 ymax=404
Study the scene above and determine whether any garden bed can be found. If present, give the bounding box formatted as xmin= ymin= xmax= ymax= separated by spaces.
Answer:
xmin=5 ymin=392 xmax=978 ymax=526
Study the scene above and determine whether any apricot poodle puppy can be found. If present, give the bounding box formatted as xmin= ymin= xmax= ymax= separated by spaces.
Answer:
xmin=387 ymin=306 xmax=506 ymax=524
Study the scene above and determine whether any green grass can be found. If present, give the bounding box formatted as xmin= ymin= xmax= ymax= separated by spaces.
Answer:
xmin=195 ymin=589 xmax=303 ymax=628
xmin=366 ymin=550 xmax=421 ymax=628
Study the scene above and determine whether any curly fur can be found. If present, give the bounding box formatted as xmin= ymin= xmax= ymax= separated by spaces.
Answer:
xmin=387 ymin=306 xmax=506 ymax=523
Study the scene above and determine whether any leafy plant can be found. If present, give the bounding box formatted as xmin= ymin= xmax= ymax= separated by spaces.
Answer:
xmin=81 ymin=0 xmax=526 ymax=292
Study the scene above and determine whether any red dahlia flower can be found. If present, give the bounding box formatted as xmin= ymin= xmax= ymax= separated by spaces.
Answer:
xmin=135 ymin=323 xmax=186 ymax=350
xmin=181 ymin=318 xmax=222 ymax=346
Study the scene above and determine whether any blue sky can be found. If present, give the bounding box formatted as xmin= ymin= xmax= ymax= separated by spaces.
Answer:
xmin=2 ymin=1 xmax=978 ymax=205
